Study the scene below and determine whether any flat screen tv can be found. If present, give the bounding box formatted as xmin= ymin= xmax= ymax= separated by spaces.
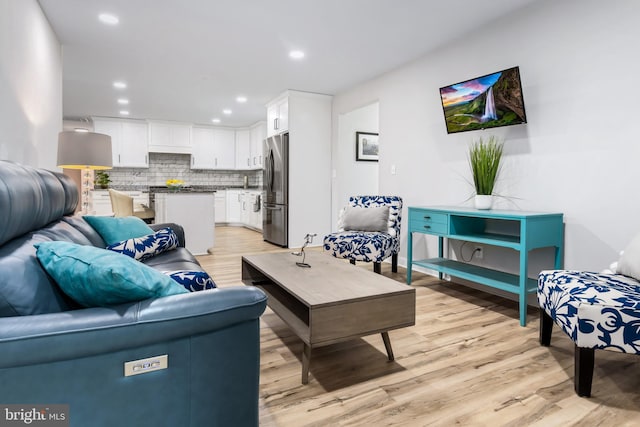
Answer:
xmin=439 ymin=66 xmax=527 ymax=134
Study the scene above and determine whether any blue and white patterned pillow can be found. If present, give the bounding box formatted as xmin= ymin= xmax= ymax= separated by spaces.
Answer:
xmin=164 ymin=270 xmax=217 ymax=292
xmin=107 ymin=227 xmax=178 ymax=261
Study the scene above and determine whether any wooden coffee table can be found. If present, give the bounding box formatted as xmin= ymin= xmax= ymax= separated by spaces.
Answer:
xmin=242 ymin=251 xmax=416 ymax=384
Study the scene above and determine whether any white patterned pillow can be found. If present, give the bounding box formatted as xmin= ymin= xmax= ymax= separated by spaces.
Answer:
xmin=107 ymin=227 xmax=178 ymax=261
xmin=164 ymin=270 xmax=217 ymax=292
xmin=618 ymin=234 xmax=640 ymax=281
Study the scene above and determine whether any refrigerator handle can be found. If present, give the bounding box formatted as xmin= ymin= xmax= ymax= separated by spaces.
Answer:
xmin=269 ymin=150 xmax=275 ymax=191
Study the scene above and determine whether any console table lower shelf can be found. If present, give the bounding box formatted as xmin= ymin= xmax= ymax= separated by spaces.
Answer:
xmin=413 ymin=258 xmax=538 ymax=295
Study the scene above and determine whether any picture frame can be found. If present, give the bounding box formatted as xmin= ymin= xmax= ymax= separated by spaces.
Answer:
xmin=355 ymin=132 xmax=379 ymax=162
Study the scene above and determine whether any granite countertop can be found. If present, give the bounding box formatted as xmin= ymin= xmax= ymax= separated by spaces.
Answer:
xmin=108 ymin=185 xmax=262 ymax=193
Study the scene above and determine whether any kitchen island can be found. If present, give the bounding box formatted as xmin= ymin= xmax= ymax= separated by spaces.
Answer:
xmin=154 ymin=192 xmax=215 ymax=255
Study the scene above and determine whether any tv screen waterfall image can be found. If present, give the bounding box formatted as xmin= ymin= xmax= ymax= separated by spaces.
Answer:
xmin=439 ymin=66 xmax=527 ymax=134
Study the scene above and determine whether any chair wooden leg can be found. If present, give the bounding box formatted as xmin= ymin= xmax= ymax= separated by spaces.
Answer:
xmin=540 ymin=308 xmax=553 ymax=347
xmin=349 ymin=259 xmax=356 ymax=265
xmin=391 ymin=254 xmax=398 ymax=273
xmin=374 ymin=262 xmax=381 ymax=274
xmin=575 ymin=345 xmax=594 ymax=397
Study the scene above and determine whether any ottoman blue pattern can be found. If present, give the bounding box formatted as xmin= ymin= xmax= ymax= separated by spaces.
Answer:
xmin=323 ymin=196 xmax=402 ymax=273
xmin=537 ymin=269 xmax=640 ymax=397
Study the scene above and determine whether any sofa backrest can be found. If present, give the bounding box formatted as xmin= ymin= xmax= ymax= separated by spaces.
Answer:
xmin=0 ymin=161 xmax=106 ymax=317
xmin=0 ymin=161 xmax=78 ymax=246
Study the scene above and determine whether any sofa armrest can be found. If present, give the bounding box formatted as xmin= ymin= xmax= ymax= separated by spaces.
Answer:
xmin=150 ymin=222 xmax=186 ymax=247
xmin=0 ymin=286 xmax=266 ymax=368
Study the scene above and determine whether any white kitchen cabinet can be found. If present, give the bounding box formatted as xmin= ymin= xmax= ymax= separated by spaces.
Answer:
xmin=249 ymin=122 xmax=266 ymax=169
xmin=191 ymin=127 xmax=215 ymax=169
xmin=214 ymin=190 xmax=226 ymax=223
xmin=212 ymin=128 xmax=236 ymax=169
xmin=226 ymin=190 xmax=242 ymax=223
xmin=148 ymin=121 xmax=192 ymax=154
xmin=235 ymin=129 xmax=251 ymax=169
xmin=240 ymin=191 xmax=251 ymax=225
xmin=247 ymin=191 xmax=263 ymax=230
xmin=191 ymin=127 xmax=237 ymax=170
xmin=92 ymin=118 xmax=149 ymax=168
xmin=155 ymin=192 xmax=215 ymax=255
xmin=266 ymin=97 xmax=288 ymax=137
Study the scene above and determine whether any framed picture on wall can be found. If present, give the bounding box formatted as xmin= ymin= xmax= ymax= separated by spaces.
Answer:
xmin=355 ymin=132 xmax=379 ymax=162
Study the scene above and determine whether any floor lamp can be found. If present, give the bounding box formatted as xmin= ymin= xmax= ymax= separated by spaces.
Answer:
xmin=57 ymin=131 xmax=113 ymax=214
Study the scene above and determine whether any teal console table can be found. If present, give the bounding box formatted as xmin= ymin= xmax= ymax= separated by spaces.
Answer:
xmin=407 ymin=206 xmax=564 ymax=326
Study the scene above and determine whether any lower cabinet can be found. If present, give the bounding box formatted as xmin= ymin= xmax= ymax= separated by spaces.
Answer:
xmin=226 ymin=190 xmax=242 ymax=223
xmin=214 ymin=190 xmax=226 ymax=224
xmin=225 ymin=189 xmax=262 ymax=230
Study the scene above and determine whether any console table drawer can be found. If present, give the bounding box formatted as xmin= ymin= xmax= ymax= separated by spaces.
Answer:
xmin=415 ymin=211 xmax=447 ymax=224
xmin=410 ymin=220 xmax=448 ymax=235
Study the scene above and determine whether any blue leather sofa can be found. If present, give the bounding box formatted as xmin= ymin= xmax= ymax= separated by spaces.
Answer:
xmin=0 ymin=161 xmax=267 ymax=426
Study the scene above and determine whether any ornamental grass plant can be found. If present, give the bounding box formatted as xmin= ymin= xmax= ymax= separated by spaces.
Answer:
xmin=469 ymin=136 xmax=503 ymax=196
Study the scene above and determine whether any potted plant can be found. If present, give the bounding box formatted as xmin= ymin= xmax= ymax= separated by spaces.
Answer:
xmin=94 ymin=171 xmax=111 ymax=189
xmin=469 ymin=136 xmax=503 ymax=209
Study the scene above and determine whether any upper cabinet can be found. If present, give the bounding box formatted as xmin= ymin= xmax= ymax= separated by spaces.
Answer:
xmin=250 ymin=121 xmax=266 ymax=169
xmin=191 ymin=127 xmax=236 ymax=170
xmin=148 ymin=121 xmax=192 ymax=154
xmin=266 ymin=97 xmax=288 ymax=137
xmin=93 ymin=117 xmax=149 ymax=168
xmin=235 ymin=122 xmax=266 ymax=170
xmin=191 ymin=127 xmax=216 ymax=169
xmin=212 ymin=128 xmax=236 ymax=169
xmin=235 ymin=129 xmax=251 ymax=169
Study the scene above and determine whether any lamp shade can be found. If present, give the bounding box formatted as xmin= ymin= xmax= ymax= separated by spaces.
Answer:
xmin=57 ymin=131 xmax=113 ymax=170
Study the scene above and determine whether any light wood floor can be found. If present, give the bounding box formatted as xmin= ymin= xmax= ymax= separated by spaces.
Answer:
xmin=198 ymin=227 xmax=640 ymax=426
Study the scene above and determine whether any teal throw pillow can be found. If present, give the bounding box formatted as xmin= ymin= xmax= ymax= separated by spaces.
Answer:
xmin=35 ymin=241 xmax=188 ymax=308
xmin=84 ymin=216 xmax=154 ymax=246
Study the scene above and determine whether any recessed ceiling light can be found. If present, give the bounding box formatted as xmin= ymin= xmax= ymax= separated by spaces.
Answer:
xmin=211 ymin=118 xmax=221 ymax=124
xmin=117 ymin=98 xmax=129 ymax=105
xmin=98 ymin=13 xmax=119 ymax=25
xmin=222 ymin=109 xmax=232 ymax=115
xmin=113 ymin=81 xmax=127 ymax=89
xmin=74 ymin=128 xmax=89 ymax=133
xmin=289 ymin=50 xmax=305 ymax=59
xmin=119 ymin=110 xmax=130 ymax=116
xmin=236 ymin=96 xmax=247 ymax=103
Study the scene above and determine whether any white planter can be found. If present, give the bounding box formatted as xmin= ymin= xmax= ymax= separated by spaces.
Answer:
xmin=474 ymin=195 xmax=493 ymax=210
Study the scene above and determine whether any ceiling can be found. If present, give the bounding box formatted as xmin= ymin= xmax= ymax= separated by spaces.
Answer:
xmin=38 ymin=0 xmax=539 ymax=128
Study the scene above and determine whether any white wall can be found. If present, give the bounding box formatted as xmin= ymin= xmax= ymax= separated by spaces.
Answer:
xmin=288 ymin=91 xmax=333 ymax=248
xmin=332 ymin=102 xmax=379 ymax=227
xmin=0 ymin=0 xmax=62 ymax=168
xmin=332 ymin=0 xmax=640 ymax=272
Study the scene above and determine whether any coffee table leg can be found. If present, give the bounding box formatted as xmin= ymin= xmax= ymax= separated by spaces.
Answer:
xmin=381 ymin=332 xmax=394 ymax=361
xmin=302 ymin=343 xmax=311 ymax=384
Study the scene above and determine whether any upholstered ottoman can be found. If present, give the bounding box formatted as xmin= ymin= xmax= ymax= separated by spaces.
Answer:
xmin=537 ymin=270 xmax=640 ymax=397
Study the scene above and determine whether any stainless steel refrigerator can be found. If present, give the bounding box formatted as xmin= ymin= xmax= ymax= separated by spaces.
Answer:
xmin=262 ymin=132 xmax=288 ymax=247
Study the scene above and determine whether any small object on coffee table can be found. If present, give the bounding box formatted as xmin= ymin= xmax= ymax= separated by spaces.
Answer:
xmin=291 ymin=233 xmax=316 ymax=268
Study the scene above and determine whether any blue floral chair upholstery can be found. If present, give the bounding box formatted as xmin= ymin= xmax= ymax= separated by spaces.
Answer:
xmin=538 ymin=270 xmax=640 ymax=397
xmin=323 ymin=196 xmax=402 ymax=274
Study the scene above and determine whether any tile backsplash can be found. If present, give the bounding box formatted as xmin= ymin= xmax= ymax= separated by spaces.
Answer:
xmin=108 ymin=153 xmax=262 ymax=189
